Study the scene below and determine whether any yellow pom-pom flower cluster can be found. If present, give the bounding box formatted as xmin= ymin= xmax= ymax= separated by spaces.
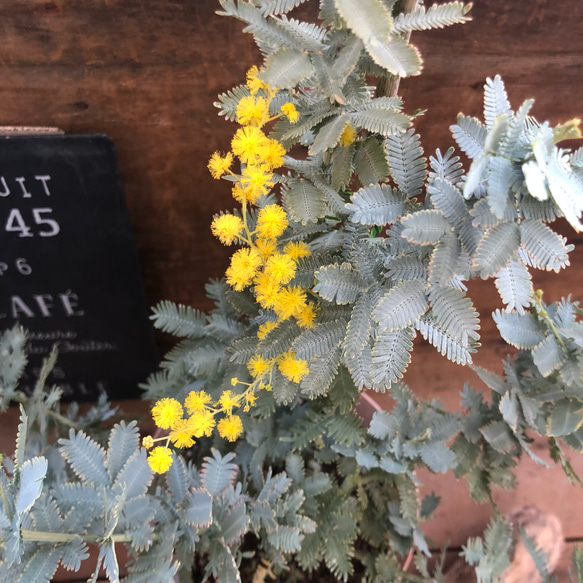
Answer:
xmin=145 ymin=388 xmax=253 ymax=473
xmin=145 ymin=68 xmax=316 ymax=474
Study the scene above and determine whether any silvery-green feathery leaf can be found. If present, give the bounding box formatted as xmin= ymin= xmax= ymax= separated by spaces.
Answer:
xmin=59 ymin=429 xmax=109 ymax=487
xmin=228 ymin=335 xmax=259 ymax=364
xmin=276 ymin=16 xmax=327 ymax=51
xmin=366 ymin=34 xmax=423 ymax=77
xmin=343 ymin=292 xmax=374 ymax=358
xmin=259 ymin=320 xmax=301 ymax=358
xmin=289 ymin=252 xmax=336 ymax=288
xmin=0 ymin=326 xmax=27 ymax=392
xmin=373 ymin=279 xmax=428 ymax=331
xmin=151 ymin=301 xmax=206 ymax=338
xmin=314 ymin=262 xmax=369 ymax=304
xmin=272 ymin=369 xmax=300 ymax=405
xmin=106 ymin=421 xmax=140 ymax=482
xmin=469 ymin=198 xmax=515 ymax=228
xmin=487 ymin=156 xmax=514 ymax=218
xmin=484 ymin=113 xmax=510 ymax=155
xmin=113 ymin=449 xmax=152 ymax=500
xmin=401 ymin=209 xmax=451 ymax=245
xmin=311 ymin=52 xmax=345 ymax=102
xmin=479 ymin=421 xmax=515 ymax=454
xmin=494 ymin=260 xmax=533 ymax=315
xmin=473 ymin=221 xmax=521 ymax=278
xmin=206 ymin=313 xmax=246 ymax=343
xmin=429 ymin=232 xmax=461 ymax=287
xmin=332 ymin=36 xmax=364 ymax=83
xmin=371 ymin=327 xmax=415 ymax=391
xmin=275 ymin=102 xmax=336 ymax=145
xmin=213 ymin=84 xmax=251 ymax=121
xmin=429 ymin=147 xmax=464 ymax=185
xmin=416 ymin=314 xmax=476 ymax=365
xmin=346 ymin=183 xmax=405 ymax=225
xmin=200 ymin=449 xmax=238 ymax=497
xmin=257 ymin=0 xmax=308 ymax=15
xmin=309 ymin=115 xmax=347 ymax=154
xmin=385 ymin=128 xmax=427 ymax=198
xmin=428 ymin=178 xmax=468 ymax=225
xmin=292 ymin=319 xmax=347 ymax=359
xmin=500 ymin=98 xmax=534 ymax=158
xmin=311 ymin=176 xmax=349 ymax=217
xmin=492 ymin=309 xmax=545 ymax=349
xmin=483 ymin=76 xmax=513 ymax=129
xmin=349 ymin=103 xmax=410 ymax=137
xmin=463 ymin=152 xmax=489 ymax=199
xmin=518 ymin=527 xmax=552 ymax=583
xmin=429 ymin=286 xmax=480 ymax=346
xmin=220 ymin=501 xmax=249 ymax=547
xmin=333 ymin=0 xmax=393 ymax=45
xmin=15 ymin=547 xmax=62 ymax=583
xmin=522 ymin=159 xmax=549 ymax=202
xmin=419 ymin=441 xmax=456 ymax=474
xmin=14 ymin=405 xmax=28 ymax=478
xmin=519 ymin=219 xmax=572 ymax=272
xmin=282 ymin=178 xmax=328 ymax=224
xmin=450 ymin=114 xmax=486 ymax=160
xmin=331 ymin=142 xmax=356 ymax=190
xmin=532 ymin=335 xmax=566 ymax=377
xmin=31 ymin=496 xmax=62 ymax=532
xmin=186 ymin=342 xmax=226 ymax=376
xmin=393 ymin=1 xmax=471 ymax=33
xmin=326 ymin=409 xmax=364 ymax=446
xmin=547 ymin=399 xmax=583 ymax=437
xmin=269 ymin=525 xmax=304 ymax=552
xmin=353 ymin=136 xmax=390 ymax=186
xmin=300 ymin=346 xmax=342 ymax=398
xmin=260 ymin=48 xmax=315 ymax=89
xmin=385 ymin=254 xmax=426 ymax=282
xmin=15 ymin=457 xmax=47 ymax=515
xmin=344 ymin=345 xmax=373 ymax=389
xmin=519 ymin=195 xmax=561 ymax=222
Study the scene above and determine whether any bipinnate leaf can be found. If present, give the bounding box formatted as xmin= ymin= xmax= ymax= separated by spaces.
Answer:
xmin=416 ymin=314 xmax=476 ymax=365
xmin=520 ymin=220 xmax=573 ymax=272
xmin=283 ymin=178 xmax=327 ymax=224
xmin=473 ymin=221 xmax=521 ymax=278
xmin=354 ymin=137 xmax=390 ymax=185
xmin=102 ymin=541 xmax=120 ymax=583
xmin=314 ymin=262 xmax=368 ymax=304
xmin=259 ymin=48 xmax=314 ymax=89
xmin=300 ymin=346 xmax=342 ymax=398
xmin=450 ymin=114 xmax=486 ymax=160
xmin=545 ymin=151 xmax=583 ymax=232
xmin=344 ymin=292 xmax=374 ymax=358
xmin=419 ymin=441 xmax=455 ymax=474
xmin=59 ymin=429 xmax=110 ymax=487
xmin=487 ymin=156 xmax=514 ymax=218
xmin=16 ymin=547 xmax=62 ymax=583
xmin=14 ymin=405 xmax=28 ymax=477
xmin=331 ymin=142 xmax=356 ymax=190
xmin=492 ymin=309 xmax=545 ymax=349
xmin=531 ymin=335 xmax=566 ymax=377
xmin=200 ymin=449 xmax=238 ymax=497
xmin=480 ymin=421 xmax=515 ymax=453
xmin=15 ymin=456 xmax=47 ymax=515
xmin=494 ymin=260 xmax=533 ymax=315
xmin=269 ymin=525 xmax=304 ymax=552
xmin=483 ymin=76 xmax=512 ymax=129
xmin=309 ymin=115 xmax=347 ymax=155
xmin=220 ymin=501 xmax=249 ymax=546
xmin=346 ymin=184 xmax=405 ymax=225
xmin=60 ymin=536 xmax=90 ymax=573
xmin=385 ymin=128 xmax=427 ymax=198
xmin=371 ymin=327 xmax=414 ymax=391
xmin=113 ymin=449 xmax=153 ymax=500
xmin=167 ymin=452 xmax=189 ymax=503
xmin=547 ymin=399 xmax=583 ymax=437
xmin=429 ymin=232 xmax=461 ymax=286
xmin=185 ymin=489 xmax=213 ymax=528
xmin=373 ymin=279 xmax=428 ymax=331
xmin=106 ymin=420 xmax=140 ymax=481
xmin=401 ymin=209 xmax=451 ymax=245
xmin=429 ymin=178 xmax=468 ymax=225
xmin=429 ymin=286 xmax=480 ymax=346
xmin=259 ymin=319 xmax=301 ymax=358
xmin=393 ymin=2 xmax=471 ymax=33
xmin=366 ymin=35 xmax=423 ymax=77
xmin=150 ymin=300 xmax=206 ymax=338
xmin=292 ymin=319 xmax=347 ymax=360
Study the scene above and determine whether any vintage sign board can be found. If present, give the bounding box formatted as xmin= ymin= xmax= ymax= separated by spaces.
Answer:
xmin=0 ymin=133 xmax=158 ymax=400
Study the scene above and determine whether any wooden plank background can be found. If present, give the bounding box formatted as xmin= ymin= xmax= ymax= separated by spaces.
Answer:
xmin=0 ymin=0 xmax=582 ymax=580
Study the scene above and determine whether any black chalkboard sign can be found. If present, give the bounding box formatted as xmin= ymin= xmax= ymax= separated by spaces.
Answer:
xmin=0 ymin=133 xmax=158 ymax=400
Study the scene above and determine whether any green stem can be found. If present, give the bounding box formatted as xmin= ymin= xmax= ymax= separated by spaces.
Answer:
xmin=532 ymin=290 xmax=568 ymax=351
xmin=21 ymin=529 xmax=133 ymax=544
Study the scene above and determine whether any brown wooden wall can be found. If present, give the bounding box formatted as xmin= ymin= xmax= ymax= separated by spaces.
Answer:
xmin=1 ymin=1 xmax=582 ymax=576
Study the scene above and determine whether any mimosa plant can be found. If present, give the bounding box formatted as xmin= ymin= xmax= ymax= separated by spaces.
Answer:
xmin=1 ymin=1 xmax=583 ymax=582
